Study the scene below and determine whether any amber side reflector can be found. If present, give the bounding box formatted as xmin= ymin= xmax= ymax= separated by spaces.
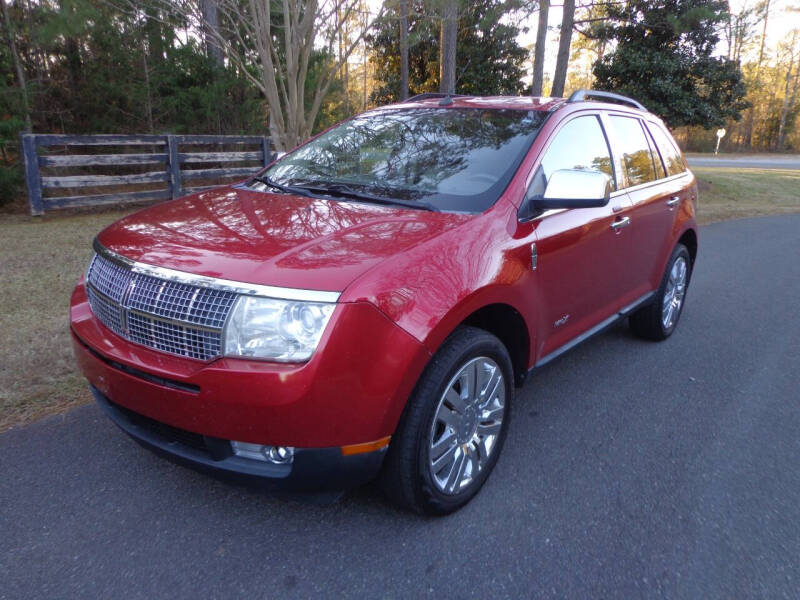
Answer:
xmin=340 ymin=436 xmax=391 ymax=456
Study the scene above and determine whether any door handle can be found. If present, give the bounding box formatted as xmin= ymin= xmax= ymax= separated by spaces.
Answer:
xmin=666 ymin=196 xmax=681 ymax=207
xmin=611 ymin=216 xmax=630 ymax=230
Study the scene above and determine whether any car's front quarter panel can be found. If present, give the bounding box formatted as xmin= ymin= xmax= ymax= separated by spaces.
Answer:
xmin=340 ymin=198 xmax=539 ymax=367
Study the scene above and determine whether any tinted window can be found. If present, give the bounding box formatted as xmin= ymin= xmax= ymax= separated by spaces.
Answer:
xmin=609 ymin=116 xmax=657 ymax=187
xmin=647 ymin=122 xmax=686 ymax=176
xmin=528 ymin=115 xmax=614 ymax=197
xmin=645 ymin=128 xmax=666 ymax=179
xmin=261 ymin=108 xmax=548 ymax=213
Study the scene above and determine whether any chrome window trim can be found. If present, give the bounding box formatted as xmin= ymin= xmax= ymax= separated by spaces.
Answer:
xmin=609 ymin=171 xmax=692 ymax=198
xmin=93 ymin=239 xmax=341 ymax=304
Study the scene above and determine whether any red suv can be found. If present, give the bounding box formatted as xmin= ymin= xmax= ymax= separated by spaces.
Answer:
xmin=70 ymin=90 xmax=698 ymax=514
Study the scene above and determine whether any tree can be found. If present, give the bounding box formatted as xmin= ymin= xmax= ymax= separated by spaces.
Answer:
xmin=592 ymin=0 xmax=749 ymax=129
xmin=568 ymin=2 xmax=615 ymax=92
xmin=550 ymin=0 xmax=575 ymax=97
xmin=531 ymin=0 xmax=549 ymax=96
xmin=724 ymin=1 xmax=757 ymax=64
xmin=742 ymin=0 xmax=771 ymax=147
xmin=200 ymin=0 xmax=224 ymax=66
xmin=776 ymin=30 xmax=800 ymax=150
xmin=153 ymin=0 xmax=384 ymax=150
xmin=438 ymin=0 xmax=458 ymax=94
xmin=1 ymin=0 xmax=31 ymax=130
xmin=369 ymin=0 xmax=528 ymax=103
xmin=399 ymin=0 xmax=409 ymax=99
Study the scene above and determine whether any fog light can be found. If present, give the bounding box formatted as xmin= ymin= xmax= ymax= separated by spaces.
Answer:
xmin=267 ymin=445 xmax=294 ymax=464
xmin=231 ymin=441 xmax=294 ymax=465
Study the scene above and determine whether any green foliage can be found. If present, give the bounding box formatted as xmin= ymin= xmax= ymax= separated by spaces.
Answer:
xmin=0 ymin=163 xmax=22 ymax=205
xmin=0 ymin=109 xmax=25 ymax=208
xmin=4 ymin=0 xmax=265 ymax=135
xmin=592 ymin=0 xmax=749 ymax=129
xmin=368 ymin=0 xmax=529 ymax=104
xmin=303 ymin=50 xmax=349 ymax=134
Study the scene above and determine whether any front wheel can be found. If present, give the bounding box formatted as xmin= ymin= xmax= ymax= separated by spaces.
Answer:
xmin=630 ymin=243 xmax=692 ymax=341
xmin=380 ymin=326 xmax=513 ymax=515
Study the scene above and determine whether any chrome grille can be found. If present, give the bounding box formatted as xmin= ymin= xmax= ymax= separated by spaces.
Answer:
xmin=127 ymin=273 xmax=235 ymax=329
xmin=88 ymin=254 xmax=133 ymax=302
xmin=86 ymin=285 xmax=125 ymax=337
xmin=127 ymin=312 xmax=223 ymax=360
xmin=86 ymin=252 xmax=237 ymax=361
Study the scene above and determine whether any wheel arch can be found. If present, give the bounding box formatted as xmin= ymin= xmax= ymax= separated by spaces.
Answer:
xmin=678 ymin=227 xmax=698 ymax=267
xmin=462 ymin=304 xmax=531 ymax=387
xmin=423 ymin=300 xmax=532 ymax=388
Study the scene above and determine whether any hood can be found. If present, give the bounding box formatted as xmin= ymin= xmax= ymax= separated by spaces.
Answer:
xmin=96 ymin=185 xmax=471 ymax=292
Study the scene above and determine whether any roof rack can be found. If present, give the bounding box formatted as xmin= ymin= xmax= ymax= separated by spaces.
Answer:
xmin=406 ymin=93 xmax=468 ymax=102
xmin=567 ymin=89 xmax=647 ymax=111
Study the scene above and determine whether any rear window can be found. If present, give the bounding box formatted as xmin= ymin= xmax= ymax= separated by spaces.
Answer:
xmin=646 ymin=123 xmax=686 ymax=176
xmin=609 ymin=116 xmax=656 ymax=187
xmin=645 ymin=128 xmax=666 ymax=179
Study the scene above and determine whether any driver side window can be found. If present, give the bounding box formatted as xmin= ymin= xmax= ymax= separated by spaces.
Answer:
xmin=528 ymin=115 xmax=615 ymax=198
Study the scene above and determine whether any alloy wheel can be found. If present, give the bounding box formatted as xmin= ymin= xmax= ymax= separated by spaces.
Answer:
xmin=662 ymin=256 xmax=688 ymax=330
xmin=427 ymin=356 xmax=505 ymax=495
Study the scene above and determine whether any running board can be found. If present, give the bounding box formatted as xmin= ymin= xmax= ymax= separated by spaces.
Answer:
xmin=532 ymin=291 xmax=655 ymax=370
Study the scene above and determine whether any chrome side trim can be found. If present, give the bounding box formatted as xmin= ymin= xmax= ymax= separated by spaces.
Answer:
xmin=619 ymin=290 xmax=655 ymax=315
xmin=534 ymin=313 xmax=619 ymax=368
xmin=533 ymin=290 xmax=656 ymax=369
xmin=93 ymin=239 xmax=341 ymax=303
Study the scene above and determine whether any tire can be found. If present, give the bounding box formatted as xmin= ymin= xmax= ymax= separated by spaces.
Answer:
xmin=380 ymin=326 xmax=513 ymax=515
xmin=630 ymin=243 xmax=692 ymax=341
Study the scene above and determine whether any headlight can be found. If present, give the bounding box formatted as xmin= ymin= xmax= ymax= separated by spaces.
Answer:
xmin=223 ymin=296 xmax=335 ymax=362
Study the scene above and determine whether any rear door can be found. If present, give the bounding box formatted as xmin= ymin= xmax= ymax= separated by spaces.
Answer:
xmin=604 ymin=114 xmax=687 ymax=300
xmin=530 ymin=112 xmax=635 ymax=359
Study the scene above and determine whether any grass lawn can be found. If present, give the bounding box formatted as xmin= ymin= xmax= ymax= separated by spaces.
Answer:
xmin=692 ymin=167 xmax=800 ymax=224
xmin=1 ymin=166 xmax=798 ymax=432
xmin=685 ymin=152 xmax=800 ymax=159
xmin=0 ymin=209 xmax=134 ymax=432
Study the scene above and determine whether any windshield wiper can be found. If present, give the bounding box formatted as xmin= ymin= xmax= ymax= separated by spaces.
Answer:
xmin=292 ymin=181 xmax=439 ymax=212
xmin=251 ymin=175 xmax=319 ymax=199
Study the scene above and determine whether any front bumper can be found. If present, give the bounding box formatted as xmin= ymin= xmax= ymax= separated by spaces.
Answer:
xmin=71 ymin=281 xmax=431 ymax=449
xmin=92 ymin=386 xmax=385 ymax=490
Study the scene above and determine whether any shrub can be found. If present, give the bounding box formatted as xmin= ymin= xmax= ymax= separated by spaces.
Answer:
xmin=0 ymin=164 xmax=22 ymax=206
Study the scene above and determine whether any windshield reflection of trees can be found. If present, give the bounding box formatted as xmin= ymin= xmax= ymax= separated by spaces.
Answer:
xmin=268 ymin=108 xmax=545 ymax=205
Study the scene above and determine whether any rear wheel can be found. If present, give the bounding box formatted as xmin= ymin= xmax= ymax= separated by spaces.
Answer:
xmin=630 ymin=243 xmax=691 ymax=341
xmin=380 ymin=326 xmax=513 ymax=515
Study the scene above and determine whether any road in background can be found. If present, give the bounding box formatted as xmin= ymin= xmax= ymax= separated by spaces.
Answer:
xmin=2 ymin=215 xmax=800 ymax=599
xmin=686 ymin=154 xmax=800 ymax=169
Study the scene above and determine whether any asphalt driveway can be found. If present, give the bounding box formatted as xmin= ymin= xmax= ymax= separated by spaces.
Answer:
xmin=2 ymin=215 xmax=799 ymax=599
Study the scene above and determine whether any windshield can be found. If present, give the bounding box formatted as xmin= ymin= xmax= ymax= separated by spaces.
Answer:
xmin=258 ymin=107 xmax=549 ymax=212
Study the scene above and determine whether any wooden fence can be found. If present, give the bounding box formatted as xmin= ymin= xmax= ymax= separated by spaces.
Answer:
xmin=20 ymin=133 xmax=274 ymax=215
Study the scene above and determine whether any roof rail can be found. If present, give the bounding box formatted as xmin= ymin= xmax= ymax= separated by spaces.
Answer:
xmin=406 ymin=93 xmax=468 ymax=102
xmin=567 ymin=89 xmax=646 ymax=111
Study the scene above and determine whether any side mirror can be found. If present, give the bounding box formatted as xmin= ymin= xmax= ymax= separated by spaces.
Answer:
xmin=519 ymin=169 xmax=612 ymax=221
